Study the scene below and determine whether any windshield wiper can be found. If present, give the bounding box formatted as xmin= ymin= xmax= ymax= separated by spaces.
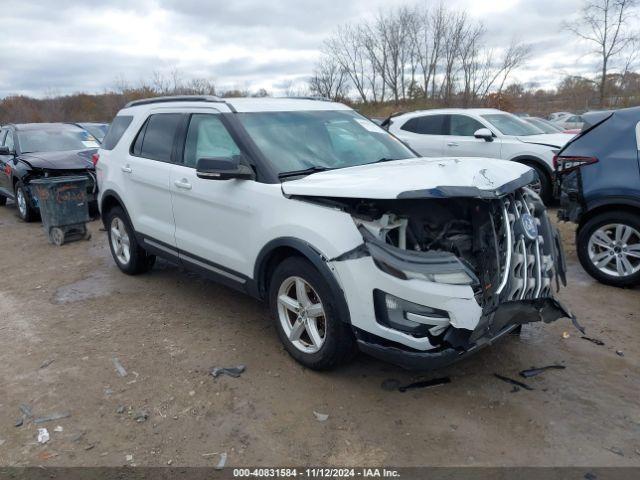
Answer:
xmin=278 ymin=165 xmax=333 ymax=179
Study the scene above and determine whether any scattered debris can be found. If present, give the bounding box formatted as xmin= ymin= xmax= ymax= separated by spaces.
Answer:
xmin=126 ymin=454 xmax=133 ymax=462
xmin=581 ymin=336 xmax=605 ymax=346
xmin=71 ymin=432 xmax=85 ymax=443
xmin=167 ymin=459 xmax=173 ymax=465
xmin=381 ymin=379 xmax=401 ymax=391
xmin=37 ymin=428 xmax=50 ymax=444
xmin=15 ymin=418 xmax=23 ymax=428
xmin=19 ymin=404 xmax=33 ymax=419
xmin=494 ymin=374 xmax=534 ymax=391
xmin=34 ymin=412 xmax=71 ymax=424
xmin=37 ymin=451 xmax=58 ymax=461
xmin=39 ymin=359 xmax=55 ymax=369
xmin=313 ymin=411 xmax=329 ymax=422
xmin=607 ymin=446 xmax=624 ymax=457
xmin=104 ymin=388 xmax=113 ymax=396
xmin=84 ymin=444 xmax=95 ymax=451
xmin=116 ymin=405 xmax=126 ymax=414
xmin=202 ymin=452 xmax=220 ymax=457
xmin=53 ymin=425 xmax=64 ymax=433
xmin=398 ymin=377 xmax=451 ymax=393
xmin=616 ymin=350 xmax=624 ymax=357
xmin=215 ymin=452 xmax=227 ymax=470
xmin=519 ymin=365 xmax=566 ymax=378
xmin=584 ymin=472 xmax=597 ymax=480
xmin=562 ymin=331 xmax=570 ymax=339
xmin=112 ymin=357 xmax=128 ymax=377
xmin=133 ymin=410 xmax=149 ymax=423
xmin=210 ymin=365 xmax=246 ymax=379
xmin=189 ymin=390 xmax=195 ymax=397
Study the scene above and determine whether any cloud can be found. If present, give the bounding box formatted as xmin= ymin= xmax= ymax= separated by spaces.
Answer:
xmin=0 ymin=0 xmax=605 ymax=98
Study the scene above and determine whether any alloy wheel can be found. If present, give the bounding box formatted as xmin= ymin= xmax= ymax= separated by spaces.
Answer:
xmin=110 ymin=216 xmax=131 ymax=266
xmin=277 ymin=276 xmax=326 ymax=354
xmin=588 ymin=223 xmax=640 ymax=277
xmin=16 ymin=188 xmax=27 ymax=218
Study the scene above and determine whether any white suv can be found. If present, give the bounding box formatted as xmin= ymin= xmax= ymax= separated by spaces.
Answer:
xmin=386 ymin=108 xmax=574 ymax=203
xmin=97 ymin=96 xmax=573 ymax=371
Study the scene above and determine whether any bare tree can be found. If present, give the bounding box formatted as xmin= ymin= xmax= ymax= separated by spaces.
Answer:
xmin=309 ymin=55 xmax=349 ymax=100
xmin=568 ymin=0 xmax=639 ymax=106
xmin=325 ymin=25 xmax=370 ymax=102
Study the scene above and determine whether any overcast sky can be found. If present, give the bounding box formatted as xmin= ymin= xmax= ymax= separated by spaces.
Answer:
xmin=0 ymin=0 xmax=603 ymax=98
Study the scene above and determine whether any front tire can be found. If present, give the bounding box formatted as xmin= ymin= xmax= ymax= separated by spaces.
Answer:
xmin=577 ymin=211 xmax=640 ymax=287
xmin=528 ymin=164 xmax=553 ymax=205
xmin=15 ymin=181 xmax=37 ymax=222
xmin=105 ymin=206 xmax=156 ymax=275
xmin=269 ymin=257 xmax=356 ymax=370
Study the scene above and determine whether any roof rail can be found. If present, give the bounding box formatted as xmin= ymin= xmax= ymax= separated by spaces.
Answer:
xmin=281 ymin=96 xmax=332 ymax=102
xmin=124 ymin=95 xmax=224 ymax=108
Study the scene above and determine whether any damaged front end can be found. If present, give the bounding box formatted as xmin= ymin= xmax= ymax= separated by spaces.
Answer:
xmin=330 ymin=187 xmax=574 ymax=370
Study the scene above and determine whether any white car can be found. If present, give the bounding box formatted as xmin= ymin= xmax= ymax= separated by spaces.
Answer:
xmin=96 ymin=96 xmax=572 ymax=371
xmin=386 ymin=108 xmax=574 ymax=202
xmin=548 ymin=112 xmax=574 ymax=122
xmin=554 ymin=114 xmax=584 ymax=131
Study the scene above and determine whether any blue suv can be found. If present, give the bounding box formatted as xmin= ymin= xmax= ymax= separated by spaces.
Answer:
xmin=556 ymin=107 xmax=640 ymax=287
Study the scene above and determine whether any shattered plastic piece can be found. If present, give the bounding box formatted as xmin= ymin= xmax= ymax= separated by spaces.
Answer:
xmin=85 ymin=444 xmax=95 ymax=451
xmin=53 ymin=426 xmax=64 ymax=433
xmin=112 ymin=357 xmax=128 ymax=377
xmin=19 ymin=404 xmax=33 ymax=418
xmin=519 ymin=365 xmax=566 ymax=378
xmin=15 ymin=418 xmax=23 ymax=428
xmin=581 ymin=336 xmax=605 ymax=346
xmin=39 ymin=359 xmax=55 ymax=369
xmin=313 ymin=411 xmax=329 ymax=422
xmin=210 ymin=365 xmax=246 ymax=378
xmin=562 ymin=331 xmax=570 ymax=339
xmin=126 ymin=454 xmax=133 ymax=462
xmin=37 ymin=428 xmax=50 ymax=444
xmin=215 ymin=452 xmax=227 ymax=470
xmin=616 ymin=350 xmax=624 ymax=357
xmin=381 ymin=379 xmax=401 ymax=391
xmin=607 ymin=446 xmax=624 ymax=457
xmin=34 ymin=412 xmax=71 ymax=424
xmin=116 ymin=405 xmax=126 ymax=414
xmin=133 ymin=410 xmax=149 ymax=423
xmin=398 ymin=377 xmax=451 ymax=392
xmin=571 ymin=316 xmax=586 ymax=335
xmin=494 ymin=374 xmax=534 ymax=391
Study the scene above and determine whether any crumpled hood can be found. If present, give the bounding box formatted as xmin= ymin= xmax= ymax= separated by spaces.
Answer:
xmin=281 ymin=157 xmax=535 ymax=200
xmin=516 ymin=133 xmax=573 ymax=148
xmin=20 ymin=149 xmax=96 ymax=170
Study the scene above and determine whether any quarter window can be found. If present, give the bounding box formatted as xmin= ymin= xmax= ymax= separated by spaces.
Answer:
xmin=4 ymin=131 xmax=15 ymax=151
xmin=102 ymin=115 xmax=133 ymax=150
xmin=183 ymin=114 xmax=241 ymax=168
xmin=132 ymin=113 xmax=182 ymax=162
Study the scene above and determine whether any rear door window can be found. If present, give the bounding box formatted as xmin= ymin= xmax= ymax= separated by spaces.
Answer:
xmin=132 ymin=113 xmax=182 ymax=162
xmin=102 ymin=115 xmax=133 ymax=150
xmin=400 ymin=115 xmax=446 ymax=135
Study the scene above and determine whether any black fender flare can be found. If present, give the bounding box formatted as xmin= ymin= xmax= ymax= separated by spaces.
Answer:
xmin=99 ymin=189 xmax=133 ymax=228
xmin=252 ymin=237 xmax=352 ymax=325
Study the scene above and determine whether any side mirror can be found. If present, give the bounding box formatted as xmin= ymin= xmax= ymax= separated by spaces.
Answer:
xmin=474 ymin=128 xmax=494 ymax=142
xmin=0 ymin=146 xmax=12 ymax=155
xmin=196 ymin=156 xmax=255 ymax=181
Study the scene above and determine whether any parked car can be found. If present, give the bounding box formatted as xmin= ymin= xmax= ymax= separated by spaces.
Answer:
xmin=524 ymin=117 xmax=566 ymax=134
xmin=0 ymin=123 xmax=99 ymax=221
xmin=385 ymin=108 xmax=573 ymax=203
xmin=548 ymin=112 xmax=574 ymax=122
xmin=555 ymin=114 xmax=584 ymax=131
xmin=556 ymin=106 xmax=640 ymax=287
xmin=97 ymin=95 xmax=572 ymax=371
xmin=75 ymin=122 xmax=110 ymax=143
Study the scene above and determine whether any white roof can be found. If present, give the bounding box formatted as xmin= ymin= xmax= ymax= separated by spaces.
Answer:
xmin=396 ymin=108 xmax=504 ymax=119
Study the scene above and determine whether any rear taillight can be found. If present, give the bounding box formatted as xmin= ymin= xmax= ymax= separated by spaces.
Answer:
xmin=555 ymin=156 xmax=598 ymax=173
xmin=91 ymin=153 xmax=100 ymax=166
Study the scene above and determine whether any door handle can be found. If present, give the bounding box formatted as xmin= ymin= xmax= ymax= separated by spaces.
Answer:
xmin=174 ymin=179 xmax=192 ymax=190
xmin=121 ymin=165 xmax=132 ymax=173
xmin=447 ymin=142 xmax=459 ymax=147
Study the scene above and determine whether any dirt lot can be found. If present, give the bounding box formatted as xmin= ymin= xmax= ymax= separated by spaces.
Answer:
xmin=0 ymin=201 xmax=638 ymax=468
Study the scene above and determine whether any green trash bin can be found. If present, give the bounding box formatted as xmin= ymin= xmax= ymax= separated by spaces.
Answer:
xmin=30 ymin=176 xmax=92 ymax=246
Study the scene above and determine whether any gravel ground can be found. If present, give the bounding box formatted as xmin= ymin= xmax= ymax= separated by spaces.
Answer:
xmin=0 ymin=202 xmax=638 ymax=468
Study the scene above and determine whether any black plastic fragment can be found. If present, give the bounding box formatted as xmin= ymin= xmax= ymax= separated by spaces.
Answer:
xmin=398 ymin=377 xmax=451 ymax=392
xmin=581 ymin=336 xmax=605 ymax=346
xmin=494 ymin=373 xmax=534 ymax=391
xmin=210 ymin=365 xmax=246 ymax=378
xmin=519 ymin=365 xmax=566 ymax=378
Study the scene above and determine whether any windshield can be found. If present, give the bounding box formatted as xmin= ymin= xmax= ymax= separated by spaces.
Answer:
xmin=482 ymin=113 xmax=545 ymax=136
xmin=82 ymin=124 xmax=109 ymax=142
xmin=236 ymin=110 xmax=416 ymax=176
xmin=18 ymin=127 xmax=99 ymax=153
xmin=527 ymin=118 xmax=562 ymax=134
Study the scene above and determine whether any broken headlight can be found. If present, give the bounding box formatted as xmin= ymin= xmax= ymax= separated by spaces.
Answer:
xmin=359 ymin=225 xmax=479 ymax=286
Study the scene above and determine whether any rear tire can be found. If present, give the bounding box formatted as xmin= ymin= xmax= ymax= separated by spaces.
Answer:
xmin=268 ymin=256 xmax=356 ymax=370
xmin=15 ymin=181 xmax=37 ymax=222
xmin=577 ymin=211 xmax=640 ymax=287
xmin=105 ymin=206 xmax=156 ymax=275
xmin=528 ymin=164 xmax=553 ymax=205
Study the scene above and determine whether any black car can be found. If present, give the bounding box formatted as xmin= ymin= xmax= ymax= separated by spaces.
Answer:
xmin=0 ymin=123 xmax=100 ymax=222
xmin=556 ymin=107 xmax=640 ymax=287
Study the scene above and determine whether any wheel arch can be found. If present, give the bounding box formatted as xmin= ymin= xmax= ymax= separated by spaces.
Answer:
xmin=99 ymin=189 xmax=133 ymax=228
xmin=252 ymin=238 xmax=352 ymax=325
xmin=578 ymin=201 xmax=640 ymax=231
xmin=510 ymin=155 xmax=553 ymax=178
